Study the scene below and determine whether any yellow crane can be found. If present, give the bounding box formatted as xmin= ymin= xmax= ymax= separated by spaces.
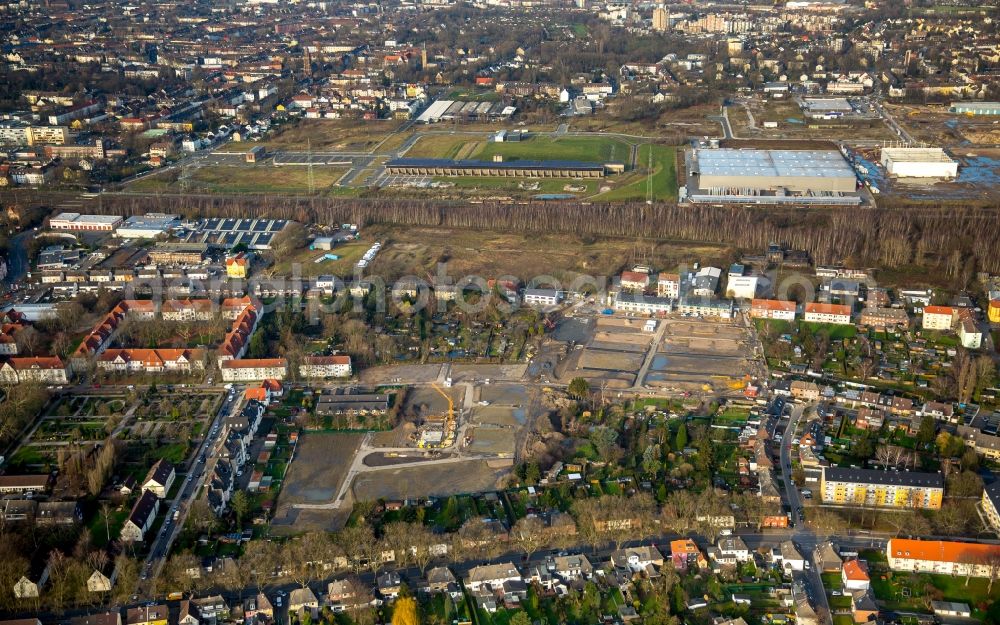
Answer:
xmin=431 ymin=382 xmax=454 ymax=421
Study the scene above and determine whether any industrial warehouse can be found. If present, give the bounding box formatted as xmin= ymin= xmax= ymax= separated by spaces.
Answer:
xmin=385 ymin=158 xmax=613 ymax=178
xmin=880 ymin=147 xmax=958 ymax=178
xmin=684 ymin=148 xmax=861 ymax=205
xmin=416 ymin=99 xmax=518 ymax=123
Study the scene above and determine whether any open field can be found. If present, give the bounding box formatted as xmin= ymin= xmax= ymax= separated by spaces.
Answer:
xmin=729 ymin=99 xmax=897 ymax=142
xmin=129 ymin=164 xmax=348 ymax=195
xmin=477 ymin=135 xmax=631 ymax=163
xmin=405 ymin=133 xmax=633 ymax=164
xmin=276 ymin=432 xmax=363 ymax=506
xmin=364 ymin=224 xmax=730 ymax=283
xmin=271 ymin=237 xmax=374 ymax=276
xmin=262 ymin=119 xmax=408 ymax=152
xmin=591 ymin=144 xmax=678 ymax=201
xmin=644 ymin=317 xmax=756 ymax=390
xmin=886 ymin=102 xmax=1000 ymax=147
xmin=351 ymin=458 xmax=509 ymax=500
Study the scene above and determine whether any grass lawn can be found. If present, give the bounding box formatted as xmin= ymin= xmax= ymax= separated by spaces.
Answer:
xmin=800 ymin=321 xmax=858 ymax=340
xmin=475 ymin=135 xmax=632 ymax=164
xmin=271 ymin=238 xmax=373 ymax=276
xmin=591 ymin=144 xmax=678 ymax=201
xmin=89 ymin=507 xmax=129 ymax=548
xmin=870 ymin=569 xmax=1000 ymax=612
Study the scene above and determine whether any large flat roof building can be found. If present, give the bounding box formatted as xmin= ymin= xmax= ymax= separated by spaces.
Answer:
xmin=950 ymin=101 xmax=1000 ymax=116
xmin=385 ymin=158 xmax=609 ymax=179
xmin=880 ymin=148 xmax=958 ymax=178
xmin=50 ymin=213 xmax=123 ymax=231
xmin=687 ymin=148 xmax=859 ymax=204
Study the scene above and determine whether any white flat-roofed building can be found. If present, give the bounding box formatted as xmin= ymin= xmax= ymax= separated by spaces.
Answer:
xmin=50 ymin=213 xmax=123 ymax=231
xmin=881 ymin=148 xmax=958 ymax=178
xmin=523 ymin=289 xmax=562 ymax=307
xmin=116 ymin=214 xmax=180 ymax=239
xmin=950 ymin=102 xmax=1000 ymax=116
xmin=614 ymin=292 xmax=673 ymax=315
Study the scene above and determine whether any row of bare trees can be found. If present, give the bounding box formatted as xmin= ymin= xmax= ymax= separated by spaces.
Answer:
xmin=16 ymin=189 xmax=1000 ymax=275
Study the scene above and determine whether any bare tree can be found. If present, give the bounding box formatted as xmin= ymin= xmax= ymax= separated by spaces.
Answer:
xmin=511 ymin=516 xmax=547 ymax=561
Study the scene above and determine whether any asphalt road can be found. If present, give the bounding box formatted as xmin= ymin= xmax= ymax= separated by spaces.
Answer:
xmin=139 ymin=387 xmax=245 ymax=596
xmin=4 ymin=229 xmax=31 ymax=286
xmin=780 ymin=402 xmax=833 ymax=624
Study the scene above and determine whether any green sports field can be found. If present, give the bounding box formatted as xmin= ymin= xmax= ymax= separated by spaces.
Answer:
xmin=406 ymin=134 xmax=633 ymax=164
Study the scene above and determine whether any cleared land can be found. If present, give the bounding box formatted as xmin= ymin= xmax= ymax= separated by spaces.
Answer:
xmin=729 ymin=100 xmax=897 ymax=142
xmin=351 ymin=458 xmax=508 ymax=500
xmin=276 ymin=432 xmax=363 ymax=506
xmin=644 ymin=317 xmax=755 ymax=391
xmin=364 ymin=224 xmax=729 ymax=283
xmin=130 ymin=165 xmax=347 ymax=195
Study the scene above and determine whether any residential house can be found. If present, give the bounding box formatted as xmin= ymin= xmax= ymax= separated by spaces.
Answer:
xmin=142 ymin=459 xmax=175 ymax=498
xmin=465 ymin=562 xmax=521 ymax=592
xmin=0 ymin=356 xmax=70 ymax=384
xmin=887 ymin=538 xmax=1000 ymax=578
xmin=804 ymin=303 xmax=852 ymax=325
xmin=750 ymin=299 xmax=797 ymax=321
xmin=244 ymin=593 xmax=273 ymax=621
xmin=377 ymin=571 xmax=403 ymax=599
xmin=178 ymin=601 xmax=199 ymax=625
xmin=669 ymin=539 xmax=704 ymax=571
xmin=422 ymin=567 xmax=457 ymax=594
xmin=714 ymin=536 xmax=751 ymax=565
xmin=552 ymin=554 xmax=593 ymax=580
xmin=657 ymin=273 xmax=680 ymax=298
xmin=852 ymin=589 xmax=879 ymax=623
xmin=775 ymin=541 xmax=806 ymax=572
xmin=620 ymin=271 xmax=650 ymax=292
xmin=0 ymin=474 xmax=50 ymax=494
xmin=922 ymin=306 xmax=954 ymax=330
xmin=192 ymin=595 xmax=229 ymax=622
xmin=820 ymin=466 xmax=944 ymax=509
xmin=982 ymin=482 xmax=1000 ymax=533
xmin=125 ymin=605 xmax=169 ymax=625
xmin=298 ymin=355 xmax=351 ymax=379
xmin=86 ymin=569 xmax=113 ymax=593
xmin=842 ymin=560 xmax=870 ymax=590
xmin=220 ymin=358 xmax=287 ymax=382
xmin=121 ymin=490 xmax=160 ymax=542
xmin=288 ymin=587 xmax=319 ymax=613
xmin=523 ymin=289 xmax=562 ymax=307
xmin=71 ymin=613 xmax=122 ymax=625
xmin=814 ymin=542 xmax=843 ymax=573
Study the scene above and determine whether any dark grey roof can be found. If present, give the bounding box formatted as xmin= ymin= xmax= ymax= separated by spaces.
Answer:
xmin=824 ymin=467 xmax=944 ymax=488
xmin=145 ymin=458 xmax=174 ymax=487
xmin=387 ymin=158 xmax=607 ymax=171
xmin=128 ymin=490 xmax=159 ymax=528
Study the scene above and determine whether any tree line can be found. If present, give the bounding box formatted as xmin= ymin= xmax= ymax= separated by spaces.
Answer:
xmin=15 ymin=190 xmax=993 ymax=277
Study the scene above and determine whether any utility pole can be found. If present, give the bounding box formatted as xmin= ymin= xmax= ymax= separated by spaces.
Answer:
xmin=307 ymin=138 xmax=315 ymax=194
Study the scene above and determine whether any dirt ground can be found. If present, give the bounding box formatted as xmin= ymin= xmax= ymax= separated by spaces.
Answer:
xmin=644 ymin=317 xmax=754 ymax=390
xmin=271 ymin=432 xmax=364 ymax=533
xmin=365 ymin=224 xmax=730 ymax=284
xmin=886 ymin=102 xmax=1000 ymax=147
xmin=276 ymin=432 xmax=363 ymax=506
xmin=351 ymin=459 xmax=509 ymax=500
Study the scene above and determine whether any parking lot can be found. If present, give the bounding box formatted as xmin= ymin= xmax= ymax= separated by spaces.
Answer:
xmin=374 ymin=172 xmax=434 ymax=188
